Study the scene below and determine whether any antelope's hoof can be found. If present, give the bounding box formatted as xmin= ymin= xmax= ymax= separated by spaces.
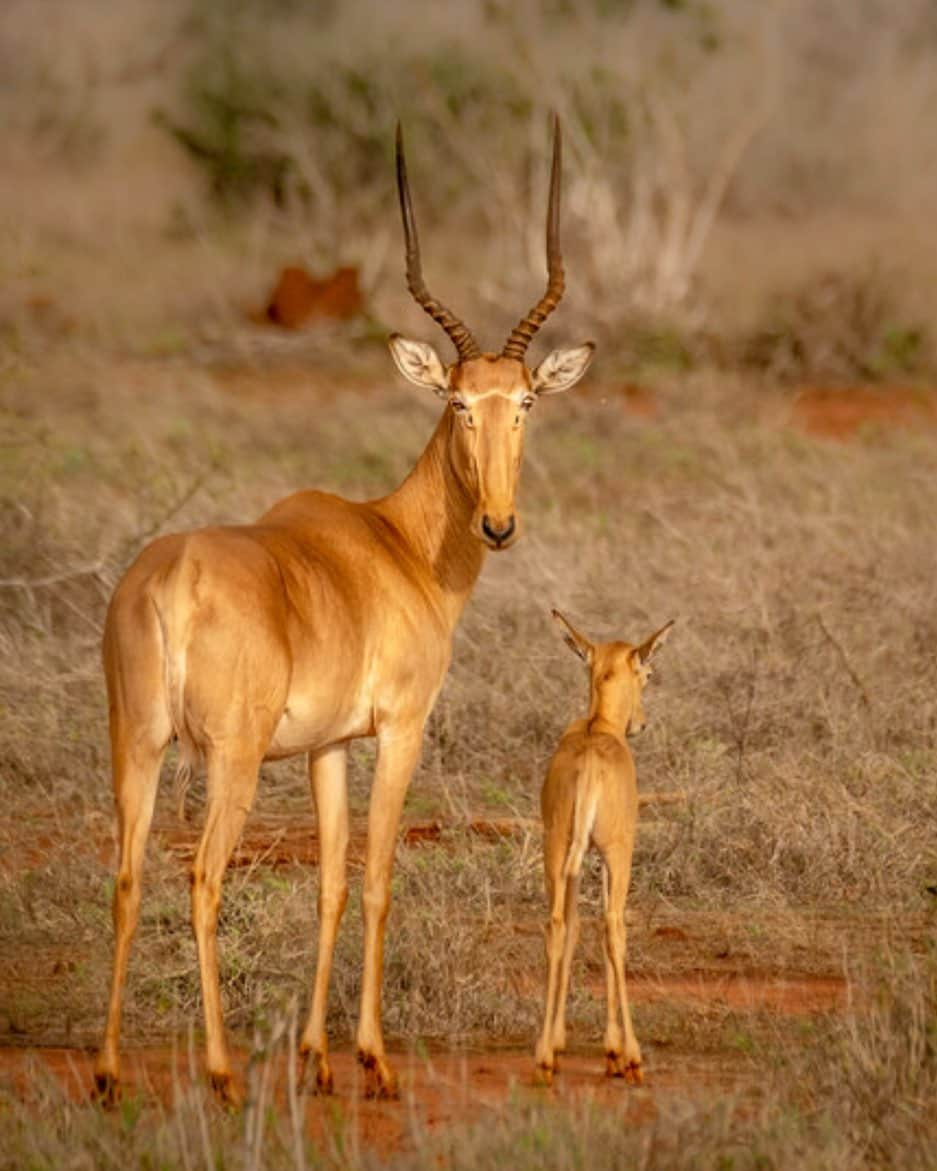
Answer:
xmin=533 ymin=1062 xmax=555 ymax=1088
xmin=624 ymin=1060 xmax=644 ymax=1085
xmin=299 ymin=1050 xmax=334 ymax=1096
xmin=298 ymin=1049 xmax=334 ymax=1091
xmin=91 ymin=1071 xmax=120 ymax=1109
xmin=605 ymin=1051 xmax=643 ymax=1084
xmin=209 ymin=1071 xmax=243 ymax=1110
xmin=359 ymin=1052 xmax=399 ymax=1101
xmin=316 ymin=1061 xmax=334 ymax=1096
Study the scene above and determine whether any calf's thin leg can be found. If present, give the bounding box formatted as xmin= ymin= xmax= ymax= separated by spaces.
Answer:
xmin=535 ymin=826 xmax=570 ymax=1082
xmin=601 ymin=844 xmax=642 ymax=1083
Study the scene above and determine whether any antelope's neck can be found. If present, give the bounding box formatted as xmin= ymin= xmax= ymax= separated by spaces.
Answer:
xmin=374 ymin=409 xmax=485 ymax=628
xmin=587 ymin=685 xmax=631 ymax=737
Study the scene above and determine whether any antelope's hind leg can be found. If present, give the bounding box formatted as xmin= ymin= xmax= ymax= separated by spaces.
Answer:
xmin=601 ymin=849 xmax=642 ymax=1084
xmin=299 ymin=743 xmax=349 ymax=1095
xmin=94 ymin=599 xmax=171 ymax=1106
xmin=552 ymin=872 xmax=581 ymax=1057
xmin=535 ymin=825 xmax=574 ymax=1085
xmin=190 ymin=747 xmax=266 ymax=1108
xmin=93 ymin=736 xmax=166 ymax=1105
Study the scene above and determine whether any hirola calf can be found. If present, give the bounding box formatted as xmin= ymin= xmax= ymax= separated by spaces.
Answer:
xmin=535 ymin=609 xmax=674 ymax=1085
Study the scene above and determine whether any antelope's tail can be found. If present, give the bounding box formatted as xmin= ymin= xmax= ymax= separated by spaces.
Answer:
xmin=563 ymin=753 xmax=600 ymax=880
xmin=150 ymin=557 xmax=199 ymax=822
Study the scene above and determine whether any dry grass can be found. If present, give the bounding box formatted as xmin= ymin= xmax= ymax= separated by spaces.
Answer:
xmin=2 ymin=353 xmax=936 ymax=1054
xmin=2 ymin=2 xmax=937 ymax=1165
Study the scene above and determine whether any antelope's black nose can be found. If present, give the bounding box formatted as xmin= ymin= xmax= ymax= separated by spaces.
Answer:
xmin=481 ymin=515 xmax=516 ymax=546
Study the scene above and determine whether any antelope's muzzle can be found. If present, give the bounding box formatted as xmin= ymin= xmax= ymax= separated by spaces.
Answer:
xmin=481 ymin=513 xmax=517 ymax=550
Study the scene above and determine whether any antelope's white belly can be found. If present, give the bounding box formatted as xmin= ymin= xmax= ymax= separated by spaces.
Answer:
xmin=265 ymin=683 xmax=375 ymax=759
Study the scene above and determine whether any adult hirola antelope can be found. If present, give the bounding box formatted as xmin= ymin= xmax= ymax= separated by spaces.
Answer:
xmin=93 ymin=117 xmax=594 ymax=1105
xmin=536 ymin=609 xmax=674 ymax=1086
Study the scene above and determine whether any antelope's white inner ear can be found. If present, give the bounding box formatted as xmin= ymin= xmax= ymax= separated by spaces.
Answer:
xmin=388 ymin=334 xmax=450 ymax=395
xmin=552 ymin=608 xmax=594 ymax=664
xmin=638 ymin=619 xmax=676 ymax=664
xmin=532 ymin=342 xmax=596 ymax=395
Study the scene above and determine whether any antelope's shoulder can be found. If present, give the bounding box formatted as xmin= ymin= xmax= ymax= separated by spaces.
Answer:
xmin=557 ymin=721 xmax=628 ymax=760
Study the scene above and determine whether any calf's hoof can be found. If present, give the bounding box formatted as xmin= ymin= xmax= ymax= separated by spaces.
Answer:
xmin=533 ymin=1062 xmax=555 ymax=1088
xmin=606 ymin=1051 xmax=643 ymax=1084
xmin=91 ymin=1071 xmax=120 ymax=1110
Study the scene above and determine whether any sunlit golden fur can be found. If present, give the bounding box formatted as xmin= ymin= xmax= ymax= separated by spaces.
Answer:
xmin=92 ymin=339 xmax=593 ymax=1107
xmin=535 ymin=610 xmax=674 ymax=1086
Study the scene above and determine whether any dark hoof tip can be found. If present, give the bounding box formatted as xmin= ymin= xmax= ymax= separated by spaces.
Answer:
xmin=358 ymin=1052 xmax=399 ymax=1100
xmin=92 ymin=1073 xmax=120 ymax=1109
xmin=209 ymin=1073 xmax=243 ymax=1110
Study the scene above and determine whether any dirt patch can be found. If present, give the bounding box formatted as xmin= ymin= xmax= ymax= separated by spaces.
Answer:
xmin=0 ymin=815 xmax=537 ymax=874
xmin=0 ymin=805 xmax=680 ymax=874
xmin=791 ymin=384 xmax=937 ymax=439
xmin=256 ymin=265 xmax=364 ymax=329
xmin=504 ymin=969 xmax=847 ymax=1016
xmin=0 ymin=1043 xmax=752 ymax=1149
xmin=628 ymin=971 xmax=847 ymax=1014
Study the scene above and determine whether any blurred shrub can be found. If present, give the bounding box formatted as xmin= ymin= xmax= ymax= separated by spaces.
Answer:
xmin=152 ymin=0 xmax=766 ymax=329
xmin=154 ymin=52 xmax=292 ymax=208
xmin=739 ymin=270 xmax=931 ymax=382
xmin=146 ymin=0 xmax=937 ymax=353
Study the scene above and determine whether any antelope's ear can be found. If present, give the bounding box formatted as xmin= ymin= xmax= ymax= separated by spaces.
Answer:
xmin=636 ymin=619 xmax=675 ymax=665
xmin=388 ymin=334 xmax=450 ymax=396
xmin=552 ymin=608 xmax=594 ymax=664
xmin=531 ymin=343 xmax=595 ymax=395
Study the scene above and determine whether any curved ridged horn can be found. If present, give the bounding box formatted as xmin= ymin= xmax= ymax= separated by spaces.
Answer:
xmin=396 ymin=123 xmax=482 ymax=362
xmin=502 ymin=115 xmax=565 ymax=362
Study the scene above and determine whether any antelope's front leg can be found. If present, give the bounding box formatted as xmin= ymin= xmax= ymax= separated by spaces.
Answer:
xmin=299 ymin=743 xmax=349 ymax=1095
xmin=356 ymin=725 xmax=423 ymax=1099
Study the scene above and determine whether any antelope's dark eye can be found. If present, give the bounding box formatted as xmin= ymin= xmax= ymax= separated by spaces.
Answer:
xmin=521 ymin=395 xmax=536 ymax=411
xmin=451 ymin=399 xmax=467 ymax=413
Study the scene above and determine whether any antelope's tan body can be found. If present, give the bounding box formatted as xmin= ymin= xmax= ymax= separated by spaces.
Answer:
xmin=93 ymin=118 xmax=594 ymax=1106
xmin=535 ymin=611 xmax=673 ymax=1085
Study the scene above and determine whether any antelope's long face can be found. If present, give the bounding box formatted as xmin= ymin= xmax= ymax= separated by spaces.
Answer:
xmin=447 ymin=356 xmax=531 ymax=549
xmin=391 ymin=116 xmax=594 ymax=550
xmin=599 ymin=644 xmax=652 ymax=737
xmin=389 ymin=342 xmax=594 ymax=550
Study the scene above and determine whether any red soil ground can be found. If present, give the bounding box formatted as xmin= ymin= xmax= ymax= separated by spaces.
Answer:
xmin=0 ymin=805 xmax=681 ymax=873
xmin=790 ymin=384 xmax=937 ymax=439
xmin=0 ymin=960 xmax=847 ymax=1148
xmin=0 ymin=802 xmax=850 ymax=1150
xmin=0 ymin=1034 xmax=795 ymax=1151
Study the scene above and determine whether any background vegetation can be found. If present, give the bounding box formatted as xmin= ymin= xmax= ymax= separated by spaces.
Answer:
xmin=4 ymin=0 xmax=937 ymax=370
